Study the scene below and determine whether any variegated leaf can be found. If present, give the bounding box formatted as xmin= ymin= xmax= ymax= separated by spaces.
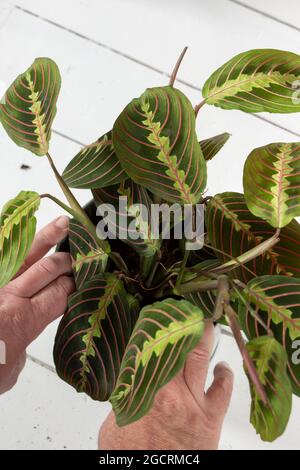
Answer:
xmin=53 ymin=274 xmax=133 ymax=401
xmin=113 ymin=86 xmax=207 ymax=204
xmin=243 ymin=142 xmax=300 ymax=228
xmin=238 ymin=275 xmax=300 ymax=396
xmin=62 ymin=131 xmax=127 ymax=189
xmin=0 ymin=191 xmax=40 ymax=287
xmin=199 ymin=132 xmax=230 ymax=161
xmin=93 ymin=180 xmax=160 ymax=257
xmin=205 ymin=192 xmax=300 ymax=283
xmin=69 ymin=219 xmax=108 ymax=290
xmin=0 ymin=58 xmax=61 ymax=156
xmin=202 ymin=49 xmax=300 ymax=113
xmin=245 ymin=336 xmax=292 ymax=442
xmin=110 ymin=298 xmax=204 ymax=426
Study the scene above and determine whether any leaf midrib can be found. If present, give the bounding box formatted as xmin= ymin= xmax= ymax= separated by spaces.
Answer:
xmin=0 ymin=194 xmax=39 ymax=241
xmin=79 ymin=277 xmax=120 ymax=384
xmin=206 ymin=70 xmax=296 ymax=102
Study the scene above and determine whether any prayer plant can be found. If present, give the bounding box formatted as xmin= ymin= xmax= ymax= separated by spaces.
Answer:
xmin=1 ymin=48 xmax=300 ymax=442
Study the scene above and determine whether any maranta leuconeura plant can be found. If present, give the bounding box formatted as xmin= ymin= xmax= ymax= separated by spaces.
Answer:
xmin=1 ymin=47 xmax=300 ymax=441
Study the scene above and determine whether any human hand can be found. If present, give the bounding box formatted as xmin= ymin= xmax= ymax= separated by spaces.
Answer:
xmin=99 ymin=323 xmax=234 ymax=450
xmin=0 ymin=216 xmax=75 ymax=394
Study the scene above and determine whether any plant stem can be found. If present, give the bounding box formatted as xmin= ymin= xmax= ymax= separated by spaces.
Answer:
xmin=174 ymin=278 xmax=218 ymax=296
xmin=211 ymin=229 xmax=280 ymax=275
xmin=140 ymin=254 xmax=156 ymax=280
xmin=169 ymin=47 xmax=188 ymax=87
xmin=40 ymin=193 xmax=77 ymax=218
xmin=224 ymin=302 xmax=268 ymax=405
xmin=194 ymin=100 xmax=206 ymax=116
xmin=176 ymin=229 xmax=281 ymax=295
xmin=211 ymin=275 xmax=229 ymax=321
xmin=146 ymin=250 xmax=161 ymax=288
xmin=203 ymin=242 xmax=257 ymax=278
xmin=175 ymin=249 xmax=190 ymax=289
xmin=230 ymin=280 xmax=273 ymax=335
xmin=111 ymin=251 xmax=129 ymax=274
xmin=46 ymin=152 xmax=128 ymax=271
xmin=46 ymin=152 xmax=88 ymax=221
xmin=46 ymin=152 xmax=97 ymax=237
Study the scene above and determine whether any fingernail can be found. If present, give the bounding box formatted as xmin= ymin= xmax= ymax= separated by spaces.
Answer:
xmin=55 ymin=215 xmax=69 ymax=230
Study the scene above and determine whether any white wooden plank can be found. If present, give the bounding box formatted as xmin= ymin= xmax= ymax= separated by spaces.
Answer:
xmin=0 ymin=359 xmax=110 ymax=450
xmin=234 ymin=0 xmax=300 ymax=29
xmin=1 ymin=6 xmax=300 ymax=369
xmin=0 ymin=6 xmax=298 ymax=194
xmin=13 ymin=0 xmax=300 ymax=136
xmin=1 ymin=332 xmax=300 ymax=449
xmin=0 ymin=0 xmax=299 ymax=451
xmin=0 ymin=0 xmax=13 ymax=28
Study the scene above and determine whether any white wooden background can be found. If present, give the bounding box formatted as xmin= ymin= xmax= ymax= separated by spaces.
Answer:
xmin=0 ymin=0 xmax=300 ymax=450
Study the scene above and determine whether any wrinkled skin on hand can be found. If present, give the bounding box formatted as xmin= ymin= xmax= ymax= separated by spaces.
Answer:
xmin=99 ymin=323 xmax=234 ymax=450
xmin=0 ymin=216 xmax=75 ymax=394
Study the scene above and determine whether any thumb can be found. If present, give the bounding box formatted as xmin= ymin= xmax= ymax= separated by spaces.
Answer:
xmin=28 ymin=275 xmax=75 ymax=343
xmin=183 ymin=322 xmax=215 ymax=403
xmin=205 ymin=361 xmax=234 ymax=420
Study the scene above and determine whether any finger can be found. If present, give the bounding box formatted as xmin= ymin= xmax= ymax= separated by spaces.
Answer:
xmin=0 ymin=353 xmax=26 ymax=395
xmin=9 ymin=252 xmax=73 ymax=298
xmin=205 ymin=361 xmax=234 ymax=419
xmin=15 ymin=216 xmax=69 ymax=277
xmin=183 ymin=322 xmax=215 ymax=404
xmin=28 ymin=275 xmax=75 ymax=342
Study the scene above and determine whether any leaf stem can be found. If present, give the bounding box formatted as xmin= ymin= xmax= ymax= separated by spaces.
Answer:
xmin=210 ymin=229 xmax=280 ymax=275
xmin=46 ymin=152 xmax=87 ymax=220
xmin=46 ymin=152 xmax=128 ymax=271
xmin=140 ymin=255 xmax=156 ymax=280
xmin=111 ymin=251 xmax=129 ymax=274
xmin=211 ymin=275 xmax=229 ymax=321
xmin=146 ymin=250 xmax=161 ymax=288
xmin=177 ymin=228 xmax=281 ymax=295
xmin=230 ymin=280 xmax=273 ymax=335
xmin=40 ymin=193 xmax=77 ymax=218
xmin=46 ymin=151 xmax=95 ymax=234
xmin=175 ymin=249 xmax=190 ymax=289
xmin=169 ymin=46 xmax=188 ymax=87
xmin=174 ymin=278 xmax=218 ymax=296
xmin=194 ymin=100 xmax=206 ymax=116
xmin=224 ymin=302 xmax=268 ymax=405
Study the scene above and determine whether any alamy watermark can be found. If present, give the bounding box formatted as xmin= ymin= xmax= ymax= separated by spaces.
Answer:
xmin=0 ymin=340 xmax=6 ymax=365
xmin=292 ymin=80 xmax=300 ymax=105
xmin=291 ymin=340 xmax=300 ymax=365
xmin=95 ymin=197 xmax=205 ymax=250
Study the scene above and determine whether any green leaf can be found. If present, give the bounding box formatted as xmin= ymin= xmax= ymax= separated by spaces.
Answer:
xmin=199 ymin=132 xmax=230 ymax=161
xmin=69 ymin=219 xmax=108 ymax=290
xmin=113 ymin=86 xmax=207 ymax=204
xmin=62 ymin=131 xmax=127 ymax=189
xmin=0 ymin=191 xmax=40 ymax=287
xmin=53 ymin=274 xmax=133 ymax=401
xmin=0 ymin=58 xmax=61 ymax=156
xmin=110 ymin=298 xmax=204 ymax=426
xmin=93 ymin=180 xmax=161 ymax=257
xmin=202 ymin=49 xmax=300 ymax=113
xmin=205 ymin=192 xmax=300 ymax=282
xmin=243 ymin=142 xmax=300 ymax=228
xmin=238 ymin=275 xmax=300 ymax=396
xmin=245 ymin=336 xmax=292 ymax=442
